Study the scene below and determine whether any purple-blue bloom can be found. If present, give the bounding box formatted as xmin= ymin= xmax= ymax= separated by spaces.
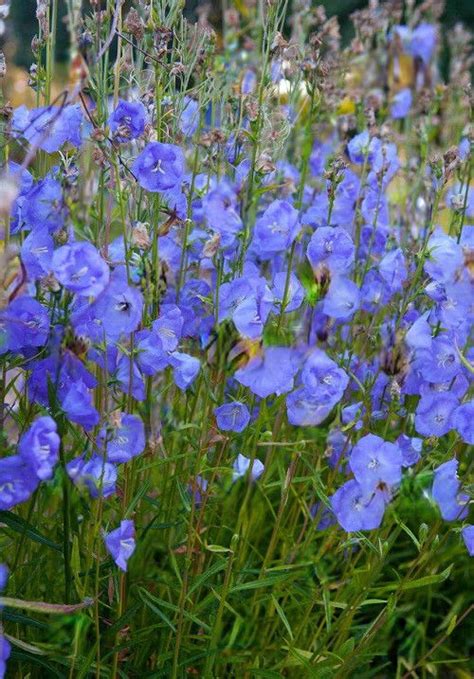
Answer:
xmin=235 ymin=347 xmax=299 ymax=399
xmin=390 ymin=88 xmax=412 ymax=119
xmin=452 ymin=401 xmax=474 ymax=445
xmin=0 ymin=565 xmax=8 ymax=592
xmin=0 ymin=296 xmax=49 ymax=355
xmin=414 ymin=392 xmax=458 ymax=437
xmin=12 ymin=104 xmax=83 ymax=152
xmin=99 ymin=413 xmax=145 ymax=464
xmin=21 ymin=228 xmax=54 ymax=280
xmin=232 ymin=454 xmax=264 ymax=481
xmin=67 ymin=455 xmax=117 ymax=498
xmin=62 ymin=381 xmax=100 ymax=431
xmin=462 ymin=525 xmax=474 ymax=556
xmin=132 ymin=142 xmax=185 ymax=192
xmin=0 ymin=456 xmax=39 ymax=510
xmin=0 ymin=634 xmax=11 ymax=679
xmin=330 ymin=479 xmax=386 ymax=532
xmin=92 ymin=268 xmax=143 ymax=338
xmin=307 ymin=226 xmax=355 ymax=274
xmin=18 ymin=416 xmax=60 ymax=481
xmin=397 ymin=434 xmax=423 ymax=467
xmin=349 ymin=434 xmax=402 ymax=493
xmin=52 ymin=242 xmax=110 ymax=297
xmin=347 ymin=131 xmax=381 ymax=165
xmin=322 ymin=277 xmax=360 ymax=320
xmin=432 ymin=459 xmax=468 ymax=521
xmin=104 ymin=519 xmax=136 ymax=572
xmin=179 ymin=96 xmax=199 ymax=137
xmin=170 ymin=352 xmax=200 ymax=390
xmin=109 ymin=100 xmax=147 ymax=142
xmin=252 ymin=200 xmax=300 ymax=257
xmin=214 ymin=402 xmax=250 ymax=433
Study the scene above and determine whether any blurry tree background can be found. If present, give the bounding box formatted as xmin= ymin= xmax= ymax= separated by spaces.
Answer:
xmin=5 ymin=0 xmax=474 ymax=71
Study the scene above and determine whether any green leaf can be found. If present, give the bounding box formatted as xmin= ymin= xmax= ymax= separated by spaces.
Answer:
xmin=5 ymin=633 xmax=47 ymax=655
xmin=377 ymin=565 xmax=453 ymax=592
xmin=205 ymin=544 xmax=233 ymax=553
xmin=137 ymin=588 xmax=176 ymax=633
xmin=0 ymin=596 xmax=94 ymax=614
xmin=0 ymin=510 xmax=61 ymax=553
xmin=271 ymin=595 xmax=294 ymax=640
xmin=230 ymin=573 xmax=290 ymax=593
xmin=137 ymin=587 xmax=211 ymax=632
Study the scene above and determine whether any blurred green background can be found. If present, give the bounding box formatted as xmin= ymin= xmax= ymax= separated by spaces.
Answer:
xmin=5 ymin=0 xmax=474 ymax=70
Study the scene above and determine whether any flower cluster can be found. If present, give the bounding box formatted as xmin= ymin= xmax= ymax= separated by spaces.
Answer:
xmin=0 ymin=0 xmax=473 ymax=674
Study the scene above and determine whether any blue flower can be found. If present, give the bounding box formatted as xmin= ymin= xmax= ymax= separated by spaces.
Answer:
xmin=0 ymin=456 xmax=39 ymax=510
xmin=232 ymin=454 xmax=264 ymax=481
xmin=391 ymin=24 xmax=437 ymax=64
xmin=309 ymin=139 xmax=333 ymax=177
xmin=416 ymin=336 xmax=460 ymax=383
xmin=12 ymin=104 xmax=84 ymax=152
xmin=378 ymin=248 xmax=407 ymax=294
xmin=252 ymin=199 xmax=300 ymax=257
xmin=300 ymin=349 xmax=349 ymax=405
xmin=99 ymin=413 xmax=145 ymax=464
xmin=397 ymin=434 xmax=423 ymax=467
xmin=271 ymin=272 xmax=304 ymax=312
xmin=0 ymin=634 xmax=11 ymax=679
xmin=349 ymin=434 xmax=402 ymax=493
xmin=104 ymin=519 xmax=136 ymax=572
xmin=307 ymin=226 xmax=355 ymax=274
xmin=18 ymin=416 xmax=60 ymax=481
xmin=27 ymin=351 xmax=97 ymax=408
xmin=235 ymin=347 xmax=299 ymax=398
xmin=67 ymin=455 xmax=117 ymax=498
xmin=218 ymin=275 xmax=273 ymax=339
xmin=52 ymin=242 xmax=110 ymax=297
xmin=92 ymin=268 xmax=143 ymax=338
xmin=415 ymin=393 xmax=458 ymax=437
xmin=408 ymin=23 xmax=437 ymax=63
xmin=424 ymin=230 xmax=463 ymax=283
xmin=0 ymin=565 xmax=8 ymax=591
xmin=62 ymin=381 xmax=100 ymax=431
xmin=462 ymin=525 xmax=474 ymax=556
xmin=0 ymin=296 xmax=49 ymax=355
xmin=432 ymin=459 xmax=468 ymax=521
xmin=21 ymin=174 xmax=65 ymax=234
xmin=115 ymin=353 xmax=146 ymax=401
xmin=391 ymin=88 xmax=412 ymax=119
xmin=203 ymin=182 xmax=243 ymax=251
xmin=152 ymin=304 xmax=183 ymax=351
xmin=109 ymin=100 xmax=147 ymax=142
xmin=132 ymin=142 xmax=185 ymax=192
xmin=286 ymin=387 xmax=333 ymax=426
xmin=179 ymin=96 xmax=199 ymax=137
xmin=21 ymin=228 xmax=54 ymax=280
xmin=170 ymin=352 xmax=200 ymax=390
xmin=347 ymin=131 xmax=381 ymax=165
xmin=135 ymin=330 xmax=169 ymax=376
xmin=330 ymin=479 xmax=386 ymax=532
xmin=322 ymin=277 xmax=360 ymax=320
xmin=452 ymin=401 xmax=474 ymax=445
xmin=214 ymin=402 xmax=250 ymax=433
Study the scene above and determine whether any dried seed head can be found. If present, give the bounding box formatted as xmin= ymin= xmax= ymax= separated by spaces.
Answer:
xmin=124 ymin=7 xmax=145 ymax=41
xmin=40 ymin=273 xmax=61 ymax=293
xmin=131 ymin=222 xmax=151 ymax=249
xmin=0 ymin=174 xmax=19 ymax=217
xmin=202 ymin=233 xmax=221 ymax=258
xmin=256 ymin=153 xmax=275 ymax=174
xmin=224 ymin=8 xmax=240 ymax=29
